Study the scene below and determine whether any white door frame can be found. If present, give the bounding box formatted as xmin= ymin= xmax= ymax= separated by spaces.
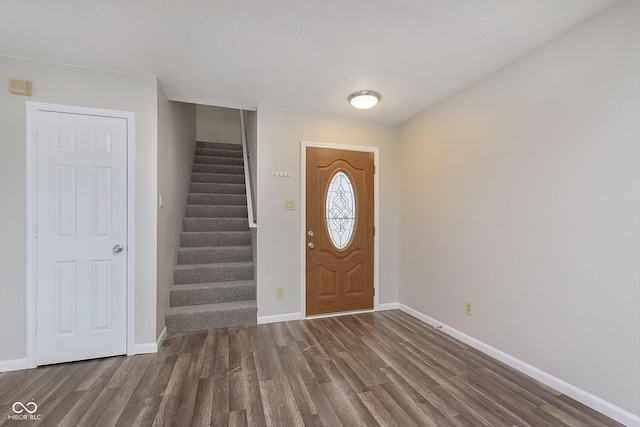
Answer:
xmin=26 ymin=102 xmax=136 ymax=368
xmin=300 ymin=141 xmax=380 ymax=319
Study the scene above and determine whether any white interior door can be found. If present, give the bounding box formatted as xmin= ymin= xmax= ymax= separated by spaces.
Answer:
xmin=36 ymin=110 xmax=128 ymax=366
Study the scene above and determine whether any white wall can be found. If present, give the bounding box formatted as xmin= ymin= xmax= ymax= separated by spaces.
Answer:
xmin=156 ymin=87 xmax=196 ymax=338
xmin=256 ymin=108 xmax=399 ymax=318
xmin=0 ymin=56 xmax=159 ymax=362
xmin=398 ymin=0 xmax=639 ymax=417
xmin=196 ymin=104 xmax=241 ymax=144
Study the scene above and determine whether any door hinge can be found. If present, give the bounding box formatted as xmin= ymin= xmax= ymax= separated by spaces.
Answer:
xmin=374 ymin=165 xmax=376 ymax=174
xmin=373 ymin=226 xmax=375 ymax=236
xmin=373 ymin=288 xmax=375 ymax=296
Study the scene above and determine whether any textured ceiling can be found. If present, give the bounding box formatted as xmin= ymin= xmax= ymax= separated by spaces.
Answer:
xmin=0 ymin=0 xmax=617 ymax=124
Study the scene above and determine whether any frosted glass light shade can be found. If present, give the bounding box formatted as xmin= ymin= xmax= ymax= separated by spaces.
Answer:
xmin=349 ymin=90 xmax=380 ymax=109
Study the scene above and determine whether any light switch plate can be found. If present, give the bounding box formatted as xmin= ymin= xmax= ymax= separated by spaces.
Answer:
xmin=285 ymin=200 xmax=295 ymax=210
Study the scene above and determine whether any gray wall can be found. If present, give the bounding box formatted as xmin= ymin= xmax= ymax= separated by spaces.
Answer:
xmin=398 ymin=0 xmax=639 ymax=415
xmin=0 ymin=55 xmax=159 ymax=361
xmin=255 ymin=109 xmax=400 ymax=318
xmin=156 ymin=88 xmax=196 ymax=338
xmin=196 ymin=105 xmax=241 ymax=144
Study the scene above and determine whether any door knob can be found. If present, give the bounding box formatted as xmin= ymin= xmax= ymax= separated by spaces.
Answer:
xmin=113 ymin=244 xmax=124 ymax=254
xmin=308 ymin=230 xmax=314 ymax=237
xmin=307 ymin=242 xmax=315 ymax=249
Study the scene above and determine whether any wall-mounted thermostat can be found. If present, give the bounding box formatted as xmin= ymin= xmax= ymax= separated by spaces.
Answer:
xmin=9 ymin=78 xmax=32 ymax=96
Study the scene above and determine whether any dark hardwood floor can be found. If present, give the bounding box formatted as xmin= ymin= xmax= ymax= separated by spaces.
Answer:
xmin=0 ymin=310 xmax=623 ymax=426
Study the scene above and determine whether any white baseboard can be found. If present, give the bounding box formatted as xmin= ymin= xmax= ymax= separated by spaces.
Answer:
xmin=257 ymin=312 xmax=302 ymax=325
xmin=397 ymin=304 xmax=640 ymax=427
xmin=378 ymin=302 xmax=399 ymax=311
xmin=134 ymin=327 xmax=165 ymax=355
xmin=1 ymin=327 xmax=168 ymax=371
xmin=0 ymin=358 xmax=29 ymax=373
xmin=156 ymin=327 xmax=167 ymax=348
xmin=134 ymin=343 xmax=157 ymax=354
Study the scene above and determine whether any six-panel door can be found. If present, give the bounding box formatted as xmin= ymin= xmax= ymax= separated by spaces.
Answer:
xmin=36 ymin=110 xmax=128 ymax=366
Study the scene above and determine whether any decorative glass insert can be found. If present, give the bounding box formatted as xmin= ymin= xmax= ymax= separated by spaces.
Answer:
xmin=325 ymin=170 xmax=356 ymax=249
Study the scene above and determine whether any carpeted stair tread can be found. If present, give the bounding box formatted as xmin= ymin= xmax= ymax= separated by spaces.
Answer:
xmin=193 ymin=155 xmax=244 ymax=166
xmin=183 ymin=218 xmax=249 ymax=232
xmin=185 ymin=205 xmax=248 ymax=218
xmin=190 ymin=182 xmax=247 ymax=194
xmin=166 ymin=300 xmax=257 ymax=334
xmin=170 ymin=281 xmax=255 ymax=306
xmin=174 ymin=262 xmax=254 ymax=284
xmin=168 ymin=299 xmax=256 ymax=313
xmin=191 ymin=164 xmax=244 ymax=175
xmin=175 ymin=261 xmax=254 ymax=270
xmin=178 ymin=246 xmax=252 ymax=265
xmin=190 ymin=172 xmax=245 ymax=184
xmin=197 ymin=141 xmax=243 ymax=151
xmin=181 ymin=231 xmax=251 ymax=247
xmin=188 ymin=182 xmax=246 ymax=193
xmin=185 ymin=194 xmax=247 ymax=206
xmin=195 ymin=148 xmax=244 ymax=158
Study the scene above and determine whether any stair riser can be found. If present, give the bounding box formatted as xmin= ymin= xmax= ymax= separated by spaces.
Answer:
xmin=181 ymin=232 xmax=251 ymax=247
xmin=189 ymin=183 xmax=246 ymax=195
xmin=178 ymin=247 xmax=252 ymax=265
xmin=194 ymin=156 xmax=243 ymax=166
xmin=187 ymin=195 xmax=246 ymax=207
xmin=197 ymin=141 xmax=243 ymax=151
xmin=195 ymin=148 xmax=243 ymax=158
xmin=185 ymin=205 xmax=247 ymax=218
xmin=189 ymin=183 xmax=247 ymax=195
xmin=183 ymin=218 xmax=249 ymax=232
xmin=191 ymin=173 xmax=245 ymax=184
xmin=192 ymin=164 xmax=244 ymax=175
xmin=174 ymin=264 xmax=254 ymax=284
xmin=166 ymin=306 xmax=257 ymax=334
xmin=170 ymin=284 xmax=256 ymax=306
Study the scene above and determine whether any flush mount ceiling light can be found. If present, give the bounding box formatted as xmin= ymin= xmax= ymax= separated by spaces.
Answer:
xmin=348 ymin=90 xmax=381 ymax=109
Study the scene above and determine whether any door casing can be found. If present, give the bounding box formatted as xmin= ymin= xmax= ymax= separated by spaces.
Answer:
xmin=26 ymin=102 xmax=136 ymax=368
xmin=300 ymin=141 xmax=379 ymax=318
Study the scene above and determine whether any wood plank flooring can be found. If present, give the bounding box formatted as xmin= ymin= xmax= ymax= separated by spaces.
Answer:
xmin=0 ymin=310 xmax=624 ymax=426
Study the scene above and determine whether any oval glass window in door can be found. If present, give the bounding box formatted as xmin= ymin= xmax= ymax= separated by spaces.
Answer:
xmin=325 ymin=170 xmax=356 ymax=249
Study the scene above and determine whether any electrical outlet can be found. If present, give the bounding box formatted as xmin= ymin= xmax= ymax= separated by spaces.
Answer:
xmin=465 ymin=301 xmax=473 ymax=316
xmin=276 ymin=287 xmax=284 ymax=298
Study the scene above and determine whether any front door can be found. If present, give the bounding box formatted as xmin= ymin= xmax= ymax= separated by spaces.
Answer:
xmin=35 ymin=109 xmax=128 ymax=366
xmin=306 ymin=147 xmax=374 ymax=316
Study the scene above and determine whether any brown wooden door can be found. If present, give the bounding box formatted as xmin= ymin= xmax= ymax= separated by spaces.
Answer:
xmin=306 ymin=147 xmax=374 ymax=316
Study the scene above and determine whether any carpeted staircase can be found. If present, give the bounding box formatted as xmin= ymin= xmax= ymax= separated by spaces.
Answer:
xmin=165 ymin=141 xmax=257 ymax=335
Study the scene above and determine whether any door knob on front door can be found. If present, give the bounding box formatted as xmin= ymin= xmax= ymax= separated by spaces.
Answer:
xmin=113 ymin=244 xmax=124 ymax=254
xmin=307 ymin=242 xmax=315 ymax=249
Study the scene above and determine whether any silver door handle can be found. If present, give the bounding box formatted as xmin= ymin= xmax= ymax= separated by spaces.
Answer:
xmin=113 ymin=244 xmax=124 ymax=254
xmin=307 ymin=242 xmax=315 ymax=249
